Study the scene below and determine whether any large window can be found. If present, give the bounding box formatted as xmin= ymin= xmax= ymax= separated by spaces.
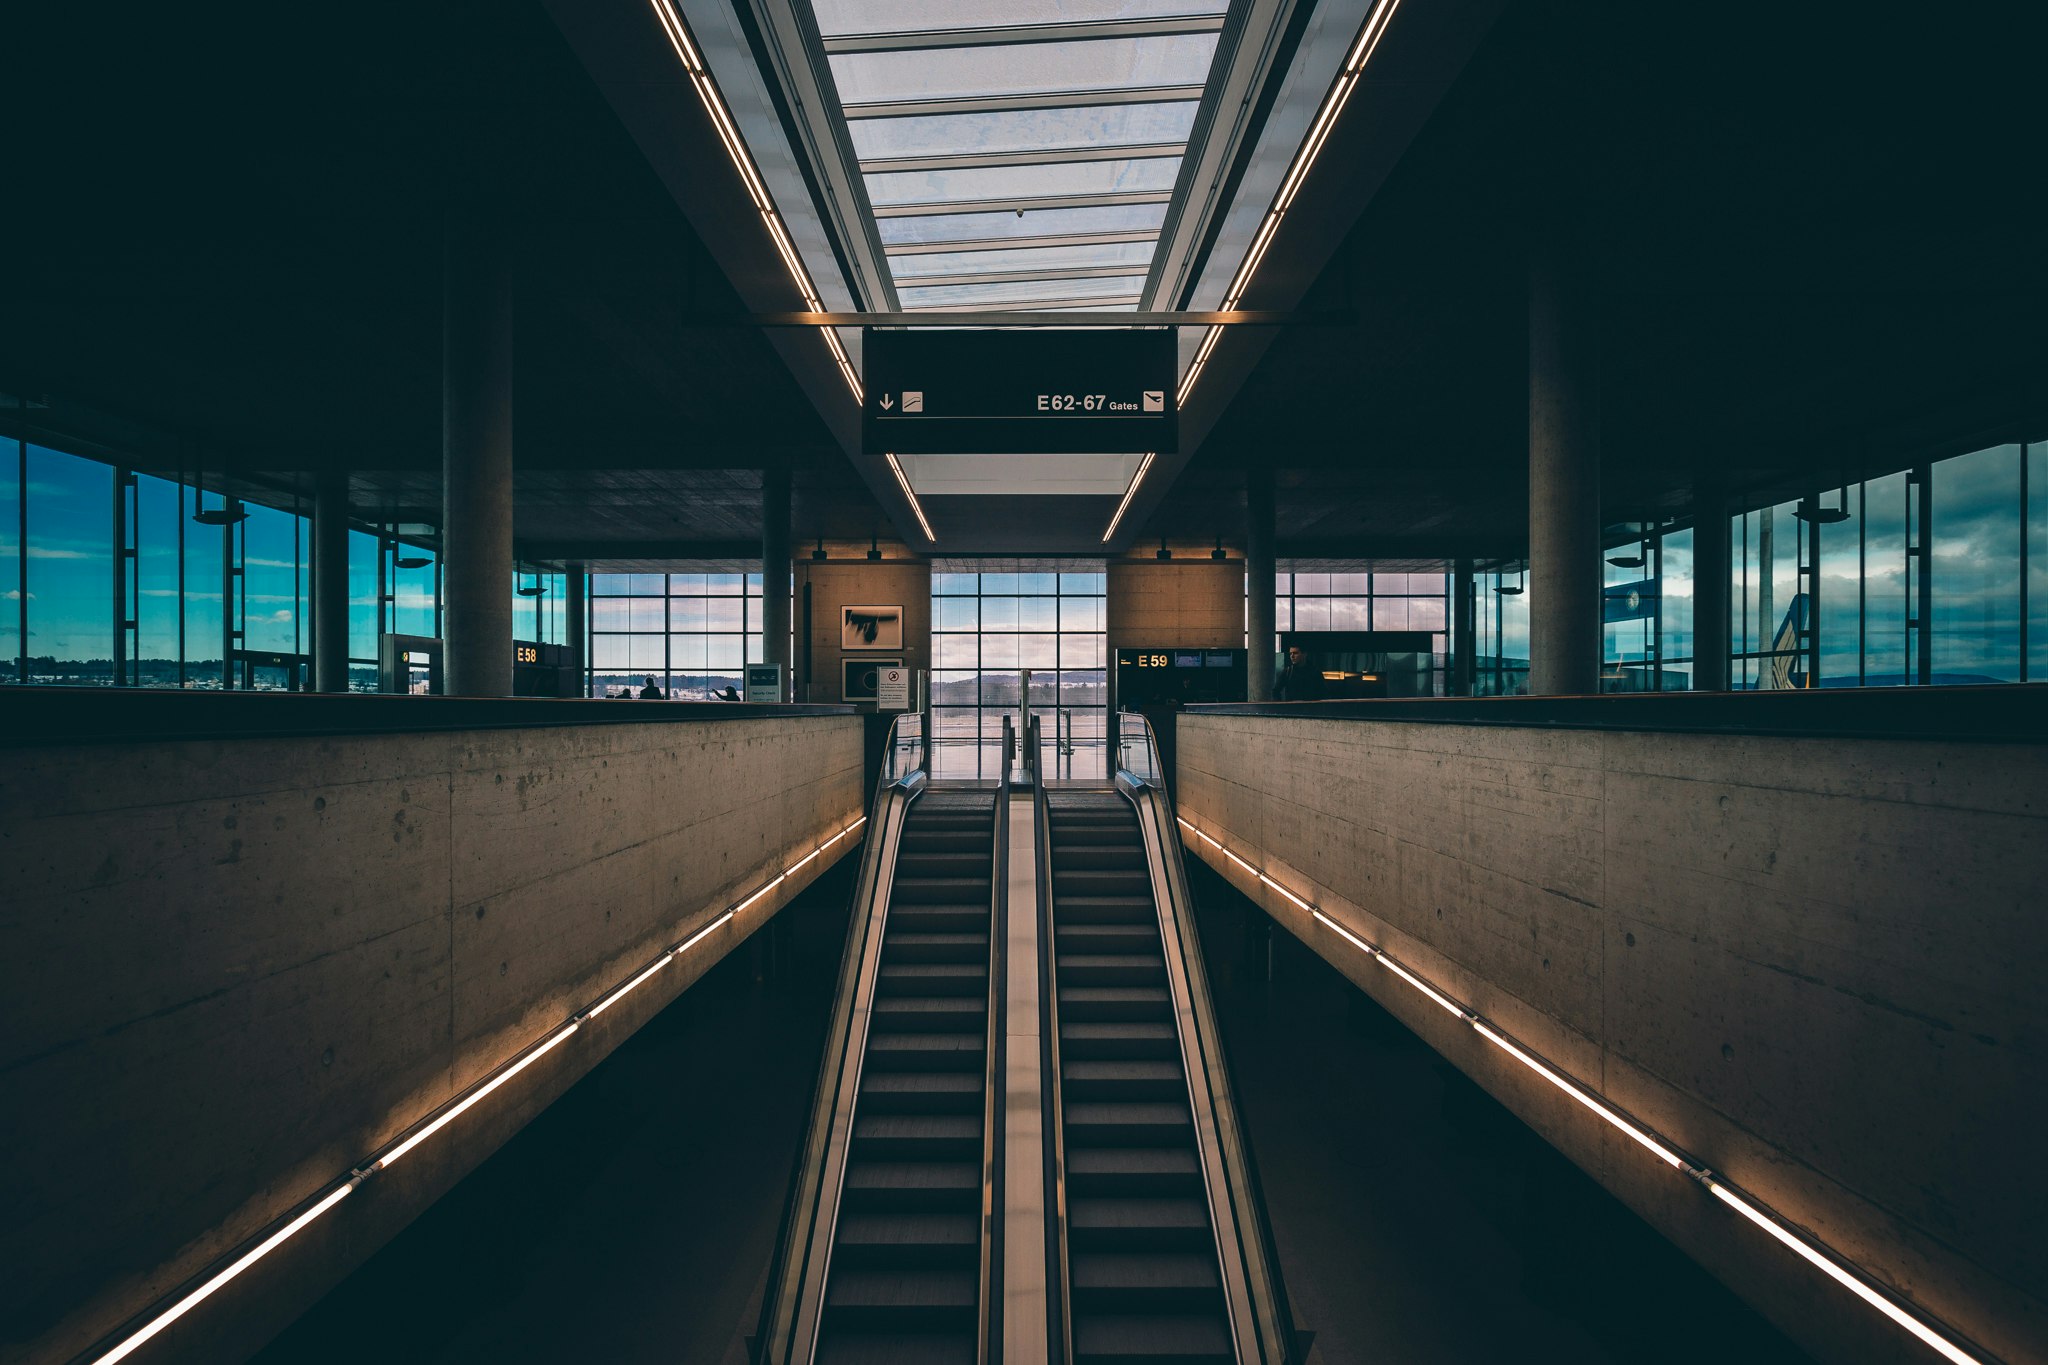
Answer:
xmin=589 ymin=571 xmax=764 ymax=699
xmin=1730 ymin=438 xmax=2043 ymax=688
xmin=1275 ymin=569 xmax=1451 ymax=695
xmin=1601 ymin=524 xmax=1694 ymax=691
xmin=1 ymin=433 xmax=571 ymax=692
xmin=932 ymin=565 xmax=1107 ymax=778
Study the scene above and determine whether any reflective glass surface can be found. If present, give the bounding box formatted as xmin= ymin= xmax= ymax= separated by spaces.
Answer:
xmin=891 ymin=239 xmax=1161 ymax=278
xmin=814 ymin=0 xmax=1227 ymax=35
xmin=850 ymin=102 xmax=1197 ymax=162
xmin=898 ymin=274 xmax=1147 ymax=307
xmin=833 ymin=34 xmax=1219 ymax=106
xmin=866 ymin=155 xmax=1181 ymax=208
xmin=880 ymin=201 xmax=1169 ymax=245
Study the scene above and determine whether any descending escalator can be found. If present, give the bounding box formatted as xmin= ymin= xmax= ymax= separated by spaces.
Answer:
xmin=1048 ymin=790 xmax=1234 ymax=1365
xmin=815 ymin=789 xmax=999 ymax=1365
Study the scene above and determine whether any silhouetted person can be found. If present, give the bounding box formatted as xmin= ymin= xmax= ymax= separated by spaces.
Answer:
xmin=639 ymin=675 xmax=666 ymax=700
xmin=718 ymin=685 xmax=741 ymax=701
xmin=1276 ymin=645 xmax=1326 ymax=701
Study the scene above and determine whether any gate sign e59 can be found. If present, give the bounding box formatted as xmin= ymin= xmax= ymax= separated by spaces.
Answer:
xmin=862 ymin=329 xmax=1177 ymax=456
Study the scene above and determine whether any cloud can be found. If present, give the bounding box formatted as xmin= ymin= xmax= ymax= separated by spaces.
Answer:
xmin=3 ymin=589 xmax=30 ymax=600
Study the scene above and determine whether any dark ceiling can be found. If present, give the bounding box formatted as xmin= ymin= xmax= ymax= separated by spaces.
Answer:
xmin=4 ymin=1 xmax=2043 ymax=562
xmin=1147 ymin=0 xmax=2048 ymax=554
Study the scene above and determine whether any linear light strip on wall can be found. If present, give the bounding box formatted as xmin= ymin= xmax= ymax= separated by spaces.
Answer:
xmin=82 ymin=815 xmax=866 ymax=1365
xmin=1174 ymin=814 xmax=1990 ymax=1365
xmin=1176 ymin=0 xmax=1403 ymax=408
xmin=648 ymin=0 xmax=864 ymax=403
xmin=1101 ymin=452 xmax=1156 ymax=542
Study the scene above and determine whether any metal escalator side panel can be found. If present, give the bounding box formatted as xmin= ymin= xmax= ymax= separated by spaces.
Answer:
xmin=1119 ymin=777 xmax=1297 ymax=1365
xmin=760 ymin=773 xmax=922 ymax=1365
xmin=814 ymin=792 xmax=1000 ymax=1365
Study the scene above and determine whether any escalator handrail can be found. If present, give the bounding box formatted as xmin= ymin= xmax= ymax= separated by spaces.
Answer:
xmin=756 ymin=714 xmax=927 ymax=1365
xmin=1115 ymin=712 xmax=1297 ymax=1365
xmin=1031 ymin=715 xmax=1075 ymax=1365
xmin=977 ymin=725 xmax=1014 ymax=1363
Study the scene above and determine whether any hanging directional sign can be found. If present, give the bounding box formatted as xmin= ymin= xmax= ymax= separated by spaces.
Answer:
xmin=862 ymin=329 xmax=1177 ymax=455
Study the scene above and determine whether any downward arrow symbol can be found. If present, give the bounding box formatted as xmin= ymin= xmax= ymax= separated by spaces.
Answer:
xmin=879 ymin=394 xmax=895 ymax=410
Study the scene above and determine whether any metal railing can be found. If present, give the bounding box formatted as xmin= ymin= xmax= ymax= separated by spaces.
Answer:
xmin=976 ymin=718 xmax=1015 ymax=1362
xmin=1030 ymin=713 xmax=1075 ymax=1364
xmin=756 ymin=712 xmax=926 ymax=1365
xmin=1115 ymin=712 xmax=1296 ymax=1365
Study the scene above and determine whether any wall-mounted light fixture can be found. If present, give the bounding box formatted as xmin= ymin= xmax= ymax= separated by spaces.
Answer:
xmin=1177 ymin=813 xmax=1991 ymax=1365
xmin=81 ymin=814 xmax=869 ymax=1365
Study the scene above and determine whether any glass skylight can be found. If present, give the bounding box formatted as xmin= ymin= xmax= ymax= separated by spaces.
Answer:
xmin=796 ymin=0 xmax=1232 ymax=313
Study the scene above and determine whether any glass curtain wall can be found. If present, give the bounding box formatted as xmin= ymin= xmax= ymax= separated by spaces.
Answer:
xmin=1731 ymin=438 xmax=2042 ymax=688
xmin=1274 ymin=569 xmax=1452 ymax=694
xmin=3 ymin=436 xmax=571 ymax=691
xmin=1600 ymin=524 xmax=1695 ymax=691
xmin=1474 ymin=564 xmax=1531 ymax=695
xmin=932 ymin=566 xmax=1107 ymax=779
xmin=588 ymin=571 xmax=763 ymax=699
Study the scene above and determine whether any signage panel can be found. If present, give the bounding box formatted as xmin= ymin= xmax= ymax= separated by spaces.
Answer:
xmin=863 ymin=329 xmax=1177 ymax=455
xmin=745 ymin=662 xmax=783 ymax=703
xmin=876 ymin=664 xmax=911 ymax=711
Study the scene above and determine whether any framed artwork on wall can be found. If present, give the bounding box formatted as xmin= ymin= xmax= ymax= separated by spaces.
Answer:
xmin=841 ymin=604 xmax=904 ymax=651
xmin=843 ymin=657 xmax=900 ymax=702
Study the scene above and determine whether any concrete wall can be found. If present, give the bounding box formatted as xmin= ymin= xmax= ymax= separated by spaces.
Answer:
xmin=1107 ymin=560 xmax=1245 ymax=651
xmin=0 ymin=712 xmax=866 ymax=1364
xmin=798 ymin=558 xmax=932 ymax=708
xmin=1176 ymin=712 xmax=2046 ymax=1365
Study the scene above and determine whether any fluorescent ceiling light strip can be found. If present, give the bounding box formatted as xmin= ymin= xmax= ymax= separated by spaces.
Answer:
xmin=1181 ymin=0 xmax=1402 ymax=404
xmin=1201 ymin=822 xmax=1984 ymax=1365
xmin=86 ymin=815 xmax=867 ymax=1365
xmin=90 ymin=1184 xmax=355 ymax=1365
xmin=1101 ymin=451 xmax=1155 ymax=541
xmin=649 ymin=0 xmax=859 ymax=401
xmin=885 ymin=452 xmax=936 ymax=541
xmin=1256 ymin=871 xmax=1313 ymax=913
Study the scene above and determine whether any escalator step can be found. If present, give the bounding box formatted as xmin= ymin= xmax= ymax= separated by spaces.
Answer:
xmin=873 ymin=996 xmax=985 ymax=1030
xmin=854 ymin=1112 xmax=984 ymax=1160
xmin=1056 ymin=847 xmax=1150 ymax=872
xmin=843 ymin=1161 xmax=981 ymax=1210
xmin=1062 ymin=1058 xmax=1184 ymax=1099
xmin=1067 ymin=1146 xmax=1204 ymax=1196
xmin=1060 ymin=1021 xmax=1178 ymax=1058
xmin=1058 ymin=923 xmax=1163 ymax=953
xmin=834 ymin=1212 xmax=980 ymax=1267
xmin=1065 ymin=1101 xmax=1194 ymax=1147
xmin=866 ymin=1032 xmax=986 ymax=1070
xmin=1059 ymin=986 xmax=1172 ymax=1022
xmin=861 ymin=1071 xmax=984 ymax=1113
xmin=1068 ymin=1196 xmax=1215 ymax=1251
xmin=899 ymin=852 xmax=993 ymax=878
xmin=826 ymin=1267 xmax=979 ymax=1324
xmin=1070 ymin=1251 xmax=1222 ymax=1311
xmin=879 ymin=963 xmax=988 ymax=995
xmin=1056 ymin=870 xmax=1153 ymax=896
xmin=888 ymin=906 xmax=989 ymax=933
xmin=894 ymin=877 xmax=991 ymax=904
xmin=884 ymin=931 xmax=990 ymax=964
xmin=1059 ymin=953 xmax=1167 ymax=986
xmin=1056 ymin=897 xmax=1156 ymax=924
xmin=817 ymin=1332 xmax=978 ymax=1365
xmin=1072 ymin=1313 xmax=1233 ymax=1364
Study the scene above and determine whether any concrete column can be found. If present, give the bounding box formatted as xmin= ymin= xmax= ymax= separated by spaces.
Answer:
xmin=1691 ymin=479 xmax=1730 ymax=691
xmin=1452 ymin=558 xmax=1476 ymax=696
xmin=312 ymin=470 xmax=351 ymax=692
xmin=760 ymin=467 xmax=791 ymax=702
xmin=564 ymin=560 xmax=587 ymax=697
xmin=442 ymin=218 xmax=514 ymax=697
xmin=1527 ymin=250 xmax=1602 ymax=695
xmin=1245 ymin=468 xmax=1277 ymax=702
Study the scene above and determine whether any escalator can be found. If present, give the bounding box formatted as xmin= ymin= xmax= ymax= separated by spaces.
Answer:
xmin=817 ymin=790 xmax=1000 ymax=1363
xmin=1047 ymin=791 xmax=1233 ymax=1364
